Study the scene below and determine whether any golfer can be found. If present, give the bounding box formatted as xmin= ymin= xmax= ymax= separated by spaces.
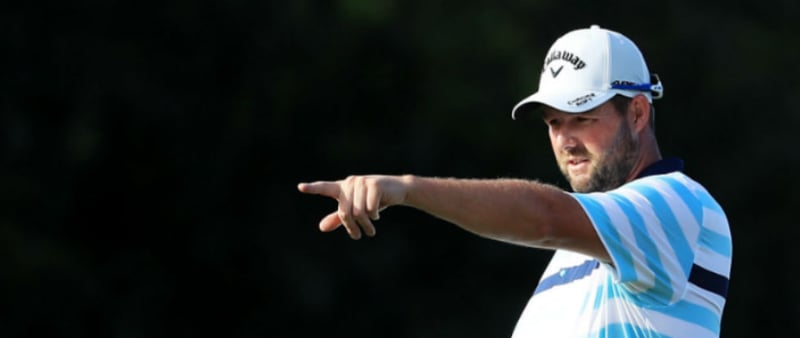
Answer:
xmin=298 ymin=25 xmax=732 ymax=338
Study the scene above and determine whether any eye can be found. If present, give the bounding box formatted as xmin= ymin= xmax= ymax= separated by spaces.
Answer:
xmin=544 ymin=118 xmax=559 ymax=127
xmin=575 ymin=116 xmax=593 ymax=123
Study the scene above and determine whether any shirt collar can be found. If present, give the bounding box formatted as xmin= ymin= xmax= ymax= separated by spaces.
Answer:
xmin=635 ymin=157 xmax=684 ymax=179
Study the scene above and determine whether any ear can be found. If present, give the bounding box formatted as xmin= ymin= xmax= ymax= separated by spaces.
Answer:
xmin=628 ymin=94 xmax=651 ymax=133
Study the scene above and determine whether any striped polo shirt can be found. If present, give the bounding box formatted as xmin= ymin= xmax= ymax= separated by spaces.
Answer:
xmin=511 ymin=158 xmax=732 ymax=338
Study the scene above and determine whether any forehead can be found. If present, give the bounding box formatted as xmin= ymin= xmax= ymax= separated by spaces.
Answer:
xmin=541 ymin=100 xmax=616 ymax=119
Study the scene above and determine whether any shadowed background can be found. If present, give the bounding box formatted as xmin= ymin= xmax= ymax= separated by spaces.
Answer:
xmin=2 ymin=1 xmax=799 ymax=337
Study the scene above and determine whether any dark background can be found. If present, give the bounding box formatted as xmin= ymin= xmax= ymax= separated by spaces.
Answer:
xmin=3 ymin=1 xmax=798 ymax=337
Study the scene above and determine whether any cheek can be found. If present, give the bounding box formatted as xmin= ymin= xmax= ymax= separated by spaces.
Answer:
xmin=548 ymin=136 xmax=563 ymax=159
xmin=583 ymin=131 xmax=618 ymax=156
xmin=583 ymin=140 xmax=603 ymax=156
xmin=549 ymin=136 xmax=558 ymax=152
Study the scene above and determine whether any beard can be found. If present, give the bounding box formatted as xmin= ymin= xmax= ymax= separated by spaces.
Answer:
xmin=559 ymin=123 xmax=639 ymax=193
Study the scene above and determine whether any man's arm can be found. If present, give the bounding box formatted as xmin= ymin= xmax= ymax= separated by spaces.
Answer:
xmin=297 ymin=175 xmax=610 ymax=262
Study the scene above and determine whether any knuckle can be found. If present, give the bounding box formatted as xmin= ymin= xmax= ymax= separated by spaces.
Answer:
xmin=365 ymin=176 xmax=379 ymax=187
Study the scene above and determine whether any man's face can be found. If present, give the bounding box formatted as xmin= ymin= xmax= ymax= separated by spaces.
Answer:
xmin=542 ymin=100 xmax=639 ymax=193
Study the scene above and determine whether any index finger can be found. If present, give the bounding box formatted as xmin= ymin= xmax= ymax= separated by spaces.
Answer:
xmin=297 ymin=181 xmax=341 ymax=198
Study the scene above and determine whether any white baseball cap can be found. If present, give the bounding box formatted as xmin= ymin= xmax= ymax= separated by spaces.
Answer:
xmin=511 ymin=25 xmax=663 ymax=119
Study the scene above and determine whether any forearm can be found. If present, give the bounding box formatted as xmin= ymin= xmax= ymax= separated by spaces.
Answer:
xmin=402 ymin=175 xmax=571 ymax=248
xmin=298 ymin=174 xmax=604 ymax=258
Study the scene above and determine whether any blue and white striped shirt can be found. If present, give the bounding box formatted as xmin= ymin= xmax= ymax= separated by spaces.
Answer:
xmin=511 ymin=160 xmax=732 ymax=338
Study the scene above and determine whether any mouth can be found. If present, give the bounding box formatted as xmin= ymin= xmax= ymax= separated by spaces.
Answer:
xmin=565 ymin=158 xmax=591 ymax=176
xmin=567 ymin=158 xmax=589 ymax=168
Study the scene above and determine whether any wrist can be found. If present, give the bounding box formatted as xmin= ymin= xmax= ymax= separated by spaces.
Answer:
xmin=399 ymin=174 xmax=418 ymax=206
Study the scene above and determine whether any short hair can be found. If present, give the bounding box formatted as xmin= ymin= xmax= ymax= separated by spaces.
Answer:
xmin=609 ymin=95 xmax=656 ymax=131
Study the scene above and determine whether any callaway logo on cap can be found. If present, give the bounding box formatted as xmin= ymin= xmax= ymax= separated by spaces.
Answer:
xmin=512 ymin=25 xmax=664 ymax=119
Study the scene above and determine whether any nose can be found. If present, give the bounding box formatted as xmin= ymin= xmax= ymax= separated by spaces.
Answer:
xmin=552 ymin=128 xmax=577 ymax=153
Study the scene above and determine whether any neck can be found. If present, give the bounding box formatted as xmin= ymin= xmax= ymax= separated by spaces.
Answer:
xmin=625 ymin=131 xmax=662 ymax=183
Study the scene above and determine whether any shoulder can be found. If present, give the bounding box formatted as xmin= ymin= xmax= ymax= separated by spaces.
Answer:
xmin=569 ymin=172 xmax=712 ymax=232
xmin=600 ymin=172 xmax=708 ymax=206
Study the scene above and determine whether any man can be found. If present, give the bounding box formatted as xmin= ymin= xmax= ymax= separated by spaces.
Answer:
xmin=298 ymin=25 xmax=732 ymax=337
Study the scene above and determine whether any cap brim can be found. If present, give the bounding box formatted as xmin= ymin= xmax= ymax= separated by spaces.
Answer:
xmin=511 ymin=90 xmax=617 ymax=120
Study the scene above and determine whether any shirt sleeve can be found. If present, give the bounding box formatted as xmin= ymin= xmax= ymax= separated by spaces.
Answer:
xmin=570 ymin=174 xmax=702 ymax=305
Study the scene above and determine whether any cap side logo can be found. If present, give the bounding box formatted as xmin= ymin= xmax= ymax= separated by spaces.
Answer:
xmin=568 ymin=93 xmax=595 ymax=106
xmin=549 ymin=65 xmax=564 ymax=78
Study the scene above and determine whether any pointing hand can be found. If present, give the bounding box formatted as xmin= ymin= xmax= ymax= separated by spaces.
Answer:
xmin=297 ymin=175 xmax=411 ymax=239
